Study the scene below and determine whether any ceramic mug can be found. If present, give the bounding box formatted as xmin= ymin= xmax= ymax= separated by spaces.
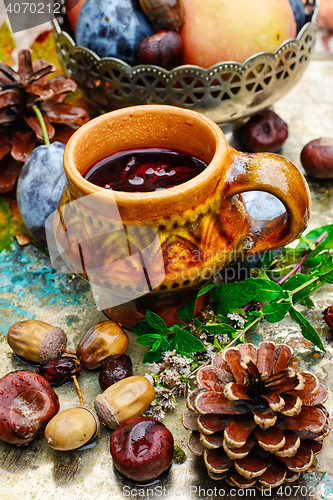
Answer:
xmin=52 ymin=105 xmax=310 ymax=328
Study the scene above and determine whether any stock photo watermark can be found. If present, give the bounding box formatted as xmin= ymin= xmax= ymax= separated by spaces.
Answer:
xmin=122 ymin=484 xmax=317 ymax=498
xmin=3 ymin=0 xmax=79 ymax=32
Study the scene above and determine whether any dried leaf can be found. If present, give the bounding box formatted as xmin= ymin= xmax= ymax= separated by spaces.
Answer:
xmin=30 ymin=31 xmax=62 ymax=76
xmin=0 ymin=195 xmax=30 ymax=251
xmin=0 ymin=23 xmax=15 ymax=66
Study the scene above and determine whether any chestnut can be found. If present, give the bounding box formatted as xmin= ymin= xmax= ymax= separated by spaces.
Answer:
xmin=76 ymin=320 xmax=128 ymax=370
xmin=98 ymin=353 xmax=133 ymax=390
xmin=7 ymin=319 xmax=67 ymax=364
xmin=239 ymin=109 xmax=288 ymax=153
xmin=111 ymin=416 xmax=174 ymax=482
xmin=94 ymin=375 xmax=155 ymax=429
xmin=138 ymin=30 xmax=183 ymax=68
xmin=0 ymin=370 xmax=59 ymax=445
xmin=323 ymin=305 xmax=333 ymax=330
xmin=301 ymin=138 xmax=333 ymax=179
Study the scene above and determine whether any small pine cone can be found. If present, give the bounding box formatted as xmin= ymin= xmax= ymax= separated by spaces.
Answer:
xmin=182 ymin=342 xmax=329 ymax=489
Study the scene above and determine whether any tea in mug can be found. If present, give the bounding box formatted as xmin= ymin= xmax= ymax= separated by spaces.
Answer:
xmin=83 ymin=147 xmax=207 ymax=192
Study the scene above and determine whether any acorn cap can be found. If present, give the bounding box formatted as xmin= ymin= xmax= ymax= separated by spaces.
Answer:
xmin=39 ymin=327 xmax=67 ymax=364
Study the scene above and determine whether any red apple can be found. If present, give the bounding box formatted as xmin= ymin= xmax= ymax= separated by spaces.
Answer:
xmin=180 ymin=0 xmax=297 ymax=68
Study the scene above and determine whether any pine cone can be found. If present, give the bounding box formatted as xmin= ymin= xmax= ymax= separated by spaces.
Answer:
xmin=183 ymin=342 xmax=329 ymax=489
xmin=0 ymin=49 xmax=89 ymax=192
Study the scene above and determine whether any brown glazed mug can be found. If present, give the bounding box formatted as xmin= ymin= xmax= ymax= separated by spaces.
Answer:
xmin=53 ymin=105 xmax=310 ymax=328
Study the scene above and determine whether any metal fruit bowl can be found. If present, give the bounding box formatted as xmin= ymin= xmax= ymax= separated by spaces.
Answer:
xmin=53 ymin=0 xmax=318 ymax=124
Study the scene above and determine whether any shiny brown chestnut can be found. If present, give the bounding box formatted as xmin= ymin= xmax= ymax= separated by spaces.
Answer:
xmin=323 ymin=305 xmax=333 ymax=330
xmin=0 ymin=370 xmax=60 ymax=445
xmin=239 ymin=109 xmax=288 ymax=153
xmin=7 ymin=319 xmax=67 ymax=364
xmin=138 ymin=30 xmax=183 ymax=68
xmin=76 ymin=320 xmax=128 ymax=370
xmin=98 ymin=353 xmax=133 ymax=390
xmin=301 ymin=138 xmax=333 ymax=179
xmin=111 ymin=416 xmax=174 ymax=482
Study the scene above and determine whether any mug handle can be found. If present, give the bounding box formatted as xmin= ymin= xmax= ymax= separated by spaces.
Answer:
xmin=223 ymin=148 xmax=311 ymax=254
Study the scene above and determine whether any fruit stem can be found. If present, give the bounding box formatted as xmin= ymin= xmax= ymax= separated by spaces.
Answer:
xmin=72 ymin=375 xmax=84 ymax=406
xmin=32 ymin=105 xmax=50 ymax=146
xmin=62 ymin=348 xmax=77 ymax=356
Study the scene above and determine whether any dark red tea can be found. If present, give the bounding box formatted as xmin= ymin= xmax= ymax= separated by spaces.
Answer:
xmin=83 ymin=147 xmax=207 ymax=192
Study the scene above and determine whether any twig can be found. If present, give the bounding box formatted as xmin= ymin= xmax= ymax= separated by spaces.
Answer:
xmin=278 ymin=231 xmax=327 ymax=285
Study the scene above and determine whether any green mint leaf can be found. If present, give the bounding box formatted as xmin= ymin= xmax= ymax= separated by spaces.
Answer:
xmin=312 ymin=253 xmax=333 ymax=277
xmin=203 ymin=323 xmax=237 ymax=336
xmin=304 ymin=224 xmax=333 ymax=243
xmin=300 ymin=296 xmax=315 ymax=307
xmin=320 ymin=272 xmax=333 ymax=284
xmin=136 ymin=334 xmax=163 ymax=347
xmin=132 ymin=320 xmax=159 ymax=336
xmin=281 ymin=274 xmax=320 ymax=304
xmin=304 ymin=226 xmax=333 ymax=265
xmin=145 ymin=310 xmax=168 ymax=335
xmin=298 ymin=234 xmax=317 ymax=250
xmin=177 ymin=296 xmax=196 ymax=322
xmin=177 ymin=283 xmax=216 ymax=322
xmin=211 ymin=280 xmax=262 ymax=315
xmin=143 ymin=347 xmax=163 ymax=363
xmin=262 ymin=300 xmax=291 ymax=323
xmin=214 ymin=337 xmax=223 ymax=351
xmin=249 ymin=278 xmax=283 ymax=302
xmin=171 ymin=326 xmax=205 ymax=355
xmin=289 ymin=306 xmax=326 ymax=352
xmin=197 ymin=283 xmax=217 ymax=297
xmin=305 ymin=252 xmax=328 ymax=268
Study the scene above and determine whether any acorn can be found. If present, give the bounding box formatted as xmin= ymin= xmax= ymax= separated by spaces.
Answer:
xmin=76 ymin=320 xmax=129 ymax=370
xmin=45 ymin=406 xmax=100 ymax=451
xmin=94 ymin=376 xmax=155 ymax=429
xmin=7 ymin=320 xmax=67 ymax=364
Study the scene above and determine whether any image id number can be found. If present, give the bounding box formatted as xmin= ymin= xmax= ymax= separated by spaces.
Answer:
xmin=5 ymin=2 xmax=61 ymax=14
xmin=276 ymin=485 xmax=315 ymax=497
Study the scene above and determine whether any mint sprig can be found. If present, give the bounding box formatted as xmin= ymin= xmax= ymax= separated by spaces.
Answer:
xmin=133 ymin=224 xmax=333 ymax=362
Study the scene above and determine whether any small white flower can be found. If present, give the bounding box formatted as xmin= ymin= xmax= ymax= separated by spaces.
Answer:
xmin=144 ymin=373 xmax=154 ymax=385
xmin=227 ymin=312 xmax=246 ymax=328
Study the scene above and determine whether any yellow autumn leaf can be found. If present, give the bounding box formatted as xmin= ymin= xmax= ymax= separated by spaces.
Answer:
xmin=0 ymin=22 xmax=15 ymax=66
xmin=30 ymin=30 xmax=62 ymax=74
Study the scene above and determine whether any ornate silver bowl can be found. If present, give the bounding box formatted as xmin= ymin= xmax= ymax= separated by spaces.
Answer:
xmin=53 ymin=0 xmax=318 ymax=124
